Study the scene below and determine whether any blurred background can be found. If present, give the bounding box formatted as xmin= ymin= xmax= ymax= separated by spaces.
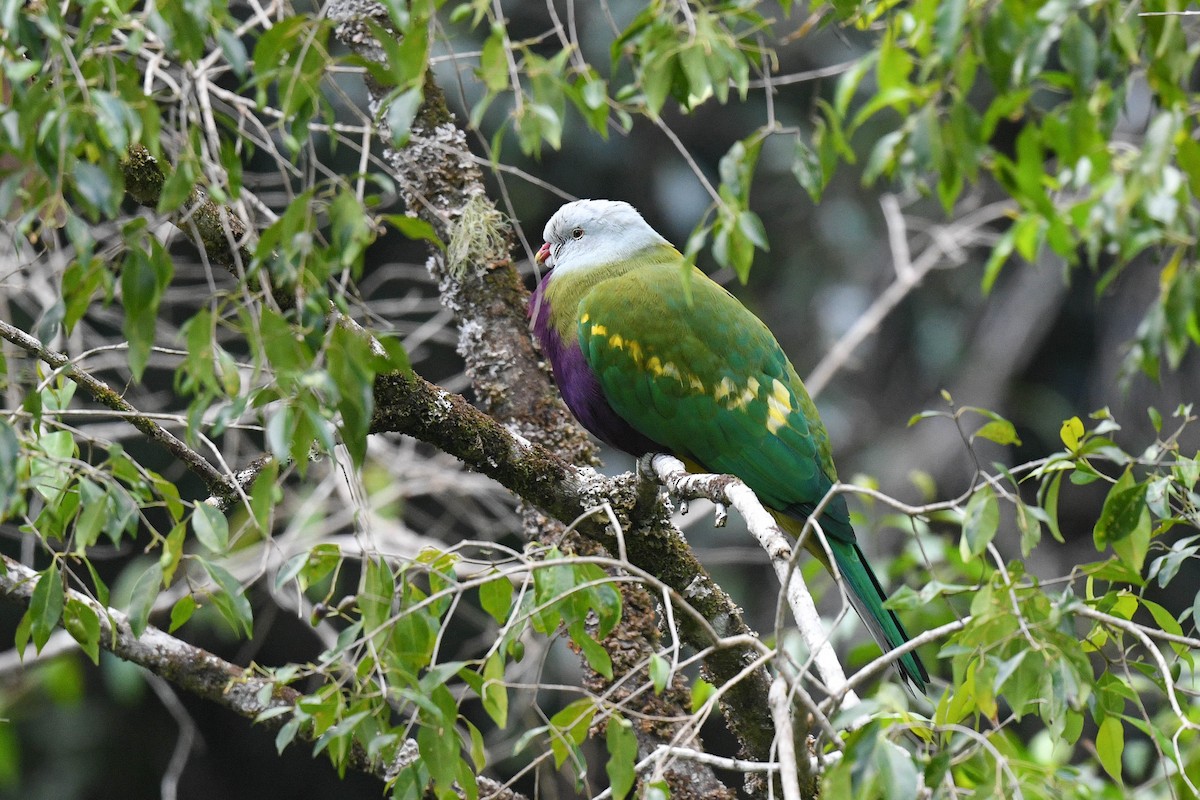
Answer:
xmin=2 ymin=1 xmax=1198 ymax=798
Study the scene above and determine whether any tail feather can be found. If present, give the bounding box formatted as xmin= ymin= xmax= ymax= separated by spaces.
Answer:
xmin=829 ymin=538 xmax=929 ymax=692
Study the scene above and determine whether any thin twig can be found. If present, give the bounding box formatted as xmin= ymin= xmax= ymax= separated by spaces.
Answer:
xmin=770 ymin=675 xmax=803 ymax=800
xmin=0 ymin=319 xmax=233 ymax=496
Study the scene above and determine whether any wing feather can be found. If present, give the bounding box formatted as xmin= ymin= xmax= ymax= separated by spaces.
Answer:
xmin=578 ymin=262 xmax=839 ymax=517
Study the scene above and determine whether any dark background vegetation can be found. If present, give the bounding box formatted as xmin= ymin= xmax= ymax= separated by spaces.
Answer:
xmin=2 ymin=1 xmax=1198 ymax=798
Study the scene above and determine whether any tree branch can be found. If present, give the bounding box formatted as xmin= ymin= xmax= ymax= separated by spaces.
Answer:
xmin=0 ymin=554 xmax=529 ymax=800
xmin=805 ymin=198 xmax=1014 ymax=397
xmin=647 ymin=454 xmax=860 ymax=706
xmin=109 ymin=7 xmax=782 ymax=792
xmin=367 ymin=371 xmax=780 ymax=771
xmin=0 ymin=318 xmax=233 ymax=496
xmin=328 ymin=4 xmax=763 ymax=795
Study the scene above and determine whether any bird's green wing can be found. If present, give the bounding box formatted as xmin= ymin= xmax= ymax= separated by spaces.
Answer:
xmin=578 ymin=261 xmax=843 ymax=528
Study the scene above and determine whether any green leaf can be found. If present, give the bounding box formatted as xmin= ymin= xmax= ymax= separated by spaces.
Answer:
xmin=862 ymin=129 xmax=904 ymax=184
xmin=120 ymin=240 xmax=172 ymax=381
xmin=971 ymin=419 xmax=1021 ymax=446
xmin=0 ymin=419 xmax=19 ymax=511
xmin=275 ymin=716 xmax=302 ymax=755
xmin=91 ymin=90 xmax=139 ymax=153
xmin=328 ymin=324 xmax=376 ymax=466
xmin=73 ymin=162 xmax=119 ymax=217
xmin=568 ymin=621 xmax=613 ymax=679
xmin=531 ymin=557 xmax=571 ymax=633
xmin=933 ymin=0 xmax=967 ymax=62
xmin=1095 ymin=716 xmax=1124 ymax=784
xmin=605 ymin=715 xmax=637 ymax=800
xmin=383 ymin=213 xmax=446 ymax=251
xmin=960 ymin=484 xmax=999 ymax=560
xmin=169 ymin=595 xmax=197 ymax=632
xmin=1060 ymin=15 xmax=1097 ymax=89
xmin=679 ymin=42 xmax=712 ymax=107
xmin=981 ymin=224 xmax=1016 ymax=295
xmin=479 ymin=575 xmax=512 ymax=624
xmin=201 ymin=560 xmax=254 ymax=637
xmin=514 ymin=101 xmax=563 ymax=155
xmin=481 ymin=651 xmax=508 ymax=728
xmin=479 ymin=25 xmax=509 ymax=92
xmin=386 ymin=86 xmax=424 ymax=148
xmin=649 ymin=653 xmax=669 ymax=695
xmin=249 ymin=459 xmax=279 ymax=534
xmin=876 ymin=740 xmax=919 ymax=800
xmin=299 ymin=543 xmax=341 ymax=590
xmin=465 ymin=718 xmax=486 ymax=770
xmin=192 ymin=502 xmax=230 ymax=553
xmin=690 ymin=677 xmax=715 ymax=713
xmin=157 ymin=152 xmax=198 ymax=212
xmin=641 ymin=50 xmax=675 ymax=117
xmin=548 ymin=699 xmax=595 ymax=769
xmin=74 ymin=478 xmax=108 ymax=550
xmin=736 ymin=210 xmax=769 ymax=252
xmin=834 ymin=54 xmax=876 ymax=118
xmin=81 ymin=559 xmax=110 ymax=608
xmin=328 ymin=189 xmax=373 ymax=274
xmin=1093 ymin=468 xmax=1150 ymax=572
xmin=1060 ymin=416 xmax=1085 ymax=450
xmin=127 ymin=561 xmax=163 ymax=638
xmin=29 ymin=561 xmax=64 ymax=651
xmin=792 ymin=137 xmax=826 ymax=202
xmin=159 ymin=522 xmax=186 ymax=585
xmin=1015 ymin=501 xmax=1043 ymax=557
xmin=1040 ymin=471 xmax=1064 ymax=544
xmin=62 ymin=598 xmax=100 ymax=664
xmin=360 ymin=557 xmax=395 ymax=631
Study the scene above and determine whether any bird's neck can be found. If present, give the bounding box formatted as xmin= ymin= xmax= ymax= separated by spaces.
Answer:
xmin=540 ymin=244 xmax=678 ymax=338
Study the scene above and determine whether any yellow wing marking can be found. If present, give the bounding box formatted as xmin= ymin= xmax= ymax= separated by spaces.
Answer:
xmin=587 ymin=321 xmax=709 ymax=395
xmin=767 ymin=379 xmax=793 ymax=434
xmin=627 ymin=339 xmax=644 ymax=367
xmin=712 ymin=375 xmax=762 ymax=410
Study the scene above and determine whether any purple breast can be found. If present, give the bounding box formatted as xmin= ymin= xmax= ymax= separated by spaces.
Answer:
xmin=530 ymin=275 xmax=661 ymax=457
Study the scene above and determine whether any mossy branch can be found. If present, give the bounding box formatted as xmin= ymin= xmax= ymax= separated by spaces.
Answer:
xmin=111 ymin=11 xmax=781 ymax=790
xmin=368 ymin=370 xmax=779 ymax=773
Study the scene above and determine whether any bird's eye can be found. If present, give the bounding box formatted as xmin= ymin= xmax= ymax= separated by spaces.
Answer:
xmin=571 ymin=227 xmax=584 ymax=240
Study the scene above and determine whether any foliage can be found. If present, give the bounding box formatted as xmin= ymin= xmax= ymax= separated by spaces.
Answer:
xmin=1 ymin=0 xmax=1199 ymax=799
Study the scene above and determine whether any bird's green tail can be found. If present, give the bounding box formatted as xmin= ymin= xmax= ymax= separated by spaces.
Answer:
xmin=829 ymin=538 xmax=929 ymax=692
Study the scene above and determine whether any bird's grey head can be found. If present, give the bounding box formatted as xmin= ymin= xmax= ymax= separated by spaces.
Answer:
xmin=536 ymin=199 xmax=671 ymax=276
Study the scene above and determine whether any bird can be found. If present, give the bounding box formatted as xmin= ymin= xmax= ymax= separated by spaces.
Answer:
xmin=528 ymin=198 xmax=929 ymax=691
